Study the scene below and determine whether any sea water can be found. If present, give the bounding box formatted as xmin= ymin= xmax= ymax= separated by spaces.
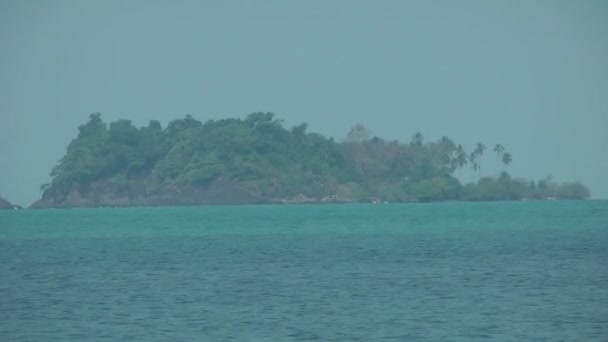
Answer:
xmin=1 ymin=201 xmax=607 ymax=341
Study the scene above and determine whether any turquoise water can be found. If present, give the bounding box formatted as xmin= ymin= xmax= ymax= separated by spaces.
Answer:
xmin=1 ymin=201 xmax=607 ymax=341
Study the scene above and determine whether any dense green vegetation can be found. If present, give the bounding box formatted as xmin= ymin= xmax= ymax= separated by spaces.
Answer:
xmin=34 ymin=113 xmax=590 ymax=207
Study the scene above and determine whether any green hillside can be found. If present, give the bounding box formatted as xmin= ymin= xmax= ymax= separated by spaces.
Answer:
xmin=32 ymin=113 xmax=590 ymax=207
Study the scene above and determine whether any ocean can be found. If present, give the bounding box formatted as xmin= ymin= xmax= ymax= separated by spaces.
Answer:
xmin=1 ymin=201 xmax=607 ymax=341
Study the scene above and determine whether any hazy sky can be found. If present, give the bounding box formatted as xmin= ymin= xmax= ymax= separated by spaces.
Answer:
xmin=1 ymin=0 xmax=607 ymax=206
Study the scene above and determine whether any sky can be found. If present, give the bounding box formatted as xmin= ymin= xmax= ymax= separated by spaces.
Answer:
xmin=1 ymin=0 xmax=607 ymax=206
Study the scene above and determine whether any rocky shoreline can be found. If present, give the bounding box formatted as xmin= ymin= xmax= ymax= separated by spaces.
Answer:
xmin=29 ymin=179 xmax=361 ymax=208
xmin=28 ymin=183 xmax=585 ymax=209
xmin=29 ymin=189 xmax=359 ymax=208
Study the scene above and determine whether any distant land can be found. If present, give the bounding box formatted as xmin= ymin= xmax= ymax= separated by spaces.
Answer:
xmin=0 ymin=196 xmax=21 ymax=210
xmin=30 ymin=113 xmax=590 ymax=208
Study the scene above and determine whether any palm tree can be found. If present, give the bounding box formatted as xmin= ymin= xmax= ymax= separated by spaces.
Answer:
xmin=502 ymin=152 xmax=512 ymax=170
xmin=411 ymin=132 xmax=423 ymax=148
xmin=469 ymin=151 xmax=479 ymax=182
xmin=454 ymin=144 xmax=468 ymax=178
xmin=493 ymin=144 xmax=506 ymax=176
xmin=440 ymin=136 xmax=456 ymax=174
xmin=474 ymin=143 xmax=486 ymax=157
xmin=472 ymin=143 xmax=485 ymax=178
xmin=440 ymin=136 xmax=455 ymax=149
xmin=493 ymin=144 xmax=504 ymax=158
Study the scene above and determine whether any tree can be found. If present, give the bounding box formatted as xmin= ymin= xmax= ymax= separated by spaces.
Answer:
xmin=410 ymin=132 xmax=423 ymax=148
xmin=502 ymin=152 xmax=512 ymax=170
xmin=439 ymin=136 xmax=457 ymax=175
xmin=472 ymin=143 xmax=485 ymax=178
xmin=345 ymin=123 xmax=370 ymax=143
xmin=493 ymin=144 xmax=505 ymax=159
xmin=109 ymin=119 xmax=139 ymax=145
xmin=148 ymin=120 xmax=162 ymax=132
xmin=166 ymin=114 xmax=203 ymax=137
xmin=469 ymin=152 xmax=480 ymax=180
xmin=554 ymin=182 xmax=590 ymax=200
xmin=76 ymin=113 xmax=107 ymax=142
xmin=474 ymin=143 xmax=485 ymax=158
xmin=291 ymin=123 xmax=308 ymax=141
xmin=454 ymin=144 xmax=468 ymax=178
xmin=49 ymin=113 xmax=109 ymax=186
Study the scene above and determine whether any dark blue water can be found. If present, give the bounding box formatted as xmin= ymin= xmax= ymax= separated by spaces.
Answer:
xmin=1 ymin=201 xmax=607 ymax=340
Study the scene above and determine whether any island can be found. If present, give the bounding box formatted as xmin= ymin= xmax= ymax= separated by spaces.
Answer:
xmin=0 ymin=196 xmax=21 ymax=210
xmin=31 ymin=113 xmax=590 ymax=208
